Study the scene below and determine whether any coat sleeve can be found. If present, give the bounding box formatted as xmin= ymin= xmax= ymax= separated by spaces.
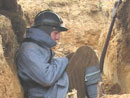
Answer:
xmin=19 ymin=47 xmax=68 ymax=87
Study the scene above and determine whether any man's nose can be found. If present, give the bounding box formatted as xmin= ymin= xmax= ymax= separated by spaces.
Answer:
xmin=56 ymin=34 xmax=60 ymax=40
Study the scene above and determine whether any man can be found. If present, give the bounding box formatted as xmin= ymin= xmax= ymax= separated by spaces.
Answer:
xmin=15 ymin=10 xmax=69 ymax=98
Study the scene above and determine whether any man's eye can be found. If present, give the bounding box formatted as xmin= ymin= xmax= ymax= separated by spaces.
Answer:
xmin=54 ymin=31 xmax=59 ymax=34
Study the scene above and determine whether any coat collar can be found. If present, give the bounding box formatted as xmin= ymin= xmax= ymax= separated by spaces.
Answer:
xmin=26 ymin=28 xmax=56 ymax=48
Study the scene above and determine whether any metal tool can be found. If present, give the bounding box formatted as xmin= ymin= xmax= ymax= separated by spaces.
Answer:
xmin=100 ymin=0 xmax=122 ymax=73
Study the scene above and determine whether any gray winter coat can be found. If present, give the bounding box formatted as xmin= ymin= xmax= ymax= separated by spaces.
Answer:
xmin=15 ymin=28 xmax=69 ymax=98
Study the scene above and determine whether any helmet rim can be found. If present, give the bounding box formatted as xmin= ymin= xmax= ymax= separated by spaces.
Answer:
xmin=32 ymin=10 xmax=68 ymax=31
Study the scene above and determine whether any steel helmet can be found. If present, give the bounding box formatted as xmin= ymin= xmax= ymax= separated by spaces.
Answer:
xmin=32 ymin=10 xmax=68 ymax=31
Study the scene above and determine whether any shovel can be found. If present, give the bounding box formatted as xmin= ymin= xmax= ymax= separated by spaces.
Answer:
xmin=100 ymin=0 xmax=122 ymax=73
xmin=85 ymin=0 xmax=122 ymax=98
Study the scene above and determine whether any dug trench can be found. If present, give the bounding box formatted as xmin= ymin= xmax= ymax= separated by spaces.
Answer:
xmin=0 ymin=0 xmax=130 ymax=98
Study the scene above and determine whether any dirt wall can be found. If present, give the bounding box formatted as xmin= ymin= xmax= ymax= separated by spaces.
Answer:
xmin=0 ymin=15 xmax=23 ymax=98
xmin=116 ymin=0 xmax=130 ymax=93
xmin=100 ymin=0 xmax=130 ymax=94
xmin=0 ymin=0 xmax=130 ymax=97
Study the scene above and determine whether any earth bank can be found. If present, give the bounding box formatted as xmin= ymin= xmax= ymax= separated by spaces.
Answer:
xmin=0 ymin=0 xmax=130 ymax=98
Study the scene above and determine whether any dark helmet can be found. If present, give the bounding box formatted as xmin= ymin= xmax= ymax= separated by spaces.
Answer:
xmin=32 ymin=10 xmax=68 ymax=31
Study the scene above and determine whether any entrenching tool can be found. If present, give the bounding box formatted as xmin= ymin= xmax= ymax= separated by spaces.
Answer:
xmin=100 ymin=0 xmax=122 ymax=73
xmin=96 ymin=0 xmax=122 ymax=97
xmin=90 ymin=0 xmax=122 ymax=98
xmin=97 ymin=0 xmax=122 ymax=97
xmin=86 ymin=0 xmax=122 ymax=97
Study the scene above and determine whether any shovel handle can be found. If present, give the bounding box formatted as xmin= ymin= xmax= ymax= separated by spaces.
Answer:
xmin=100 ymin=0 xmax=122 ymax=73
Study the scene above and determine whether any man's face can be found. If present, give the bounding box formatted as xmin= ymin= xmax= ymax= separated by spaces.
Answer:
xmin=50 ymin=30 xmax=60 ymax=41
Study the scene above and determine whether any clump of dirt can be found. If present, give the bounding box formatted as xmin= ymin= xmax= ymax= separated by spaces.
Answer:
xmin=103 ymin=75 xmax=121 ymax=94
